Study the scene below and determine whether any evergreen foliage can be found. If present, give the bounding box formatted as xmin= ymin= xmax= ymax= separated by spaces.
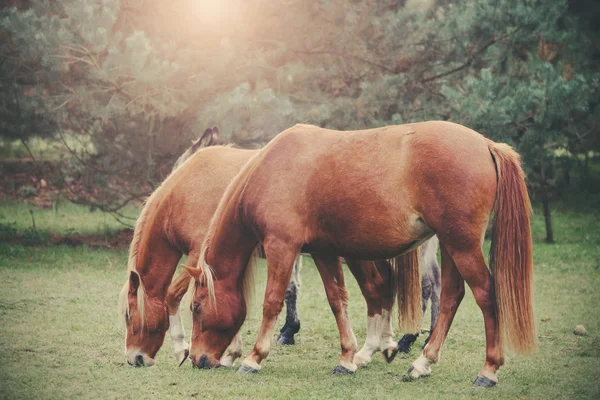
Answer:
xmin=1 ymin=0 xmax=597 ymax=234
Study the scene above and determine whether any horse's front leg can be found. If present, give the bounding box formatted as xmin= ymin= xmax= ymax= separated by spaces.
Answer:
xmin=220 ymin=332 xmax=243 ymax=367
xmin=346 ymin=259 xmax=397 ymax=366
xmin=166 ymin=255 xmax=198 ymax=366
xmin=237 ymin=238 xmax=299 ymax=374
xmin=374 ymin=260 xmax=398 ymax=362
xmin=407 ymin=244 xmax=464 ymax=380
xmin=313 ymin=254 xmax=358 ymax=374
xmin=277 ymin=255 xmax=302 ymax=345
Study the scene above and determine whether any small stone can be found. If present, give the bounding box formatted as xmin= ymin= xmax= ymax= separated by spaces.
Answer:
xmin=574 ymin=325 xmax=588 ymax=336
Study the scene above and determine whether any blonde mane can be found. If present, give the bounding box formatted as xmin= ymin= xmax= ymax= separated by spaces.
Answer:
xmin=189 ymin=146 xmax=270 ymax=311
xmin=118 ymin=201 xmax=151 ymax=327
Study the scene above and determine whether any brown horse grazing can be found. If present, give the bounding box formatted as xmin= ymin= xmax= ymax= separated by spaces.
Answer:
xmin=118 ymin=127 xmax=404 ymax=369
xmin=185 ymin=121 xmax=536 ymax=386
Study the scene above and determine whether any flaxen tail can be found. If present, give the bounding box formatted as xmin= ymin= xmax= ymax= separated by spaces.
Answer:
xmin=487 ymin=140 xmax=537 ymax=354
xmin=393 ymin=248 xmax=422 ymax=334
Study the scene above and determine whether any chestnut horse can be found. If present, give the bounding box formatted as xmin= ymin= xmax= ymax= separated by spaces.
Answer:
xmin=118 ymin=127 xmax=403 ymax=368
xmin=185 ymin=121 xmax=535 ymax=386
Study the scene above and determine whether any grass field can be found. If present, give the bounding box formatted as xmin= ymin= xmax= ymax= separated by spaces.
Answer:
xmin=0 ymin=202 xmax=599 ymax=399
xmin=0 ymin=200 xmax=137 ymax=238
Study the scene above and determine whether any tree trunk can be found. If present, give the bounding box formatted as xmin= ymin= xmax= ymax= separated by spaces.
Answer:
xmin=542 ymin=192 xmax=554 ymax=243
xmin=540 ymin=159 xmax=554 ymax=243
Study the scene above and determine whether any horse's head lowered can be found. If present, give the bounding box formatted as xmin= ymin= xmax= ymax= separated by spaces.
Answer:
xmin=120 ymin=271 xmax=169 ymax=367
xmin=183 ymin=262 xmax=248 ymax=368
xmin=120 ymin=125 xmax=222 ymax=367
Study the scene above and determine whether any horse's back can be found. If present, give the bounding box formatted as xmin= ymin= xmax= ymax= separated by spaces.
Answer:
xmin=242 ymin=122 xmax=497 ymax=258
xmin=146 ymin=146 xmax=257 ymax=252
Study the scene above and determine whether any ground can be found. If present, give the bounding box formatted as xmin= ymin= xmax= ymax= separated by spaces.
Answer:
xmin=0 ymin=202 xmax=599 ymax=399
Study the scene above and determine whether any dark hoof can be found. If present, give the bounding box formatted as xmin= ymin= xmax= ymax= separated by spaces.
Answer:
xmin=397 ymin=334 xmax=417 ymax=354
xmin=279 ymin=321 xmax=301 ymax=335
xmin=473 ymin=375 xmax=497 ymax=387
xmin=382 ymin=348 xmax=398 ymax=364
xmin=277 ymin=334 xmax=295 ymax=345
xmin=331 ymin=365 xmax=354 ymax=375
xmin=397 ymin=343 xmax=411 ymax=353
xmin=178 ymin=349 xmax=189 ymax=367
xmin=237 ymin=364 xmax=259 ymax=374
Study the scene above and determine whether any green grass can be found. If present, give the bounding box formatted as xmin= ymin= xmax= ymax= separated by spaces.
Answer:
xmin=0 ymin=201 xmax=137 ymax=240
xmin=0 ymin=206 xmax=599 ymax=399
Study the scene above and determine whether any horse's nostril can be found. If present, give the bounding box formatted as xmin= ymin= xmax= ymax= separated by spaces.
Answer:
xmin=135 ymin=354 xmax=145 ymax=367
xmin=199 ymin=354 xmax=210 ymax=369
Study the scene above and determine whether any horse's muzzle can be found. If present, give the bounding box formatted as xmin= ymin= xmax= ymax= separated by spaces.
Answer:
xmin=126 ymin=354 xmax=145 ymax=367
xmin=191 ymin=354 xmax=216 ymax=369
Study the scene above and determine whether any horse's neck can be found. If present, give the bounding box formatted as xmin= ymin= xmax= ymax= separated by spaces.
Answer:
xmin=206 ymin=211 xmax=258 ymax=282
xmin=135 ymin=226 xmax=182 ymax=299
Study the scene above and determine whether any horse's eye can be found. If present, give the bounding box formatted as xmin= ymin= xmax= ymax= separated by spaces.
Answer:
xmin=125 ymin=310 xmax=130 ymax=320
xmin=192 ymin=303 xmax=201 ymax=314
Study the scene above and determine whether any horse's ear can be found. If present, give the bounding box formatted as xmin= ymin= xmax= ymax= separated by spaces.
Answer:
xmin=128 ymin=271 xmax=140 ymax=295
xmin=198 ymin=127 xmax=214 ymax=147
xmin=210 ymin=126 xmax=220 ymax=144
xmin=182 ymin=265 xmax=202 ymax=281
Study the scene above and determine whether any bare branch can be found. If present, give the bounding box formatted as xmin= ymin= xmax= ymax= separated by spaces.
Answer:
xmin=421 ymin=28 xmax=521 ymax=83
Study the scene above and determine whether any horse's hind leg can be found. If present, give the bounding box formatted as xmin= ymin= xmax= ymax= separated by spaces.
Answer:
xmin=313 ymin=254 xmax=358 ymax=374
xmin=277 ymin=255 xmax=302 ymax=345
xmin=408 ymin=244 xmax=464 ymax=379
xmin=408 ymin=242 xmax=503 ymax=386
xmin=445 ymin=245 xmax=502 ymax=386
xmin=166 ymin=253 xmax=197 ymax=366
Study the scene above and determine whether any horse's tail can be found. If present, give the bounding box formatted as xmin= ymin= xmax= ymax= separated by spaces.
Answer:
xmin=392 ymin=248 xmax=422 ymax=334
xmin=487 ymin=140 xmax=537 ymax=354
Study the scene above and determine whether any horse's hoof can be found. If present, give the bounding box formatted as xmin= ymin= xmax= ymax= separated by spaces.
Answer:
xmin=177 ymin=349 xmax=189 ymax=367
xmin=277 ymin=334 xmax=295 ymax=345
xmin=236 ymin=364 xmax=259 ymax=374
xmin=406 ymin=363 xmax=431 ymax=379
xmin=397 ymin=336 xmax=414 ymax=354
xmin=382 ymin=347 xmax=398 ymax=364
xmin=397 ymin=344 xmax=411 ymax=353
xmin=473 ymin=375 xmax=497 ymax=387
xmin=353 ymin=352 xmax=371 ymax=367
xmin=219 ymin=354 xmax=235 ymax=368
xmin=331 ymin=365 xmax=354 ymax=375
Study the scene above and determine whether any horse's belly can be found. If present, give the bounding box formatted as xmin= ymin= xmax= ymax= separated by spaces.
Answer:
xmin=306 ymin=209 xmax=433 ymax=259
